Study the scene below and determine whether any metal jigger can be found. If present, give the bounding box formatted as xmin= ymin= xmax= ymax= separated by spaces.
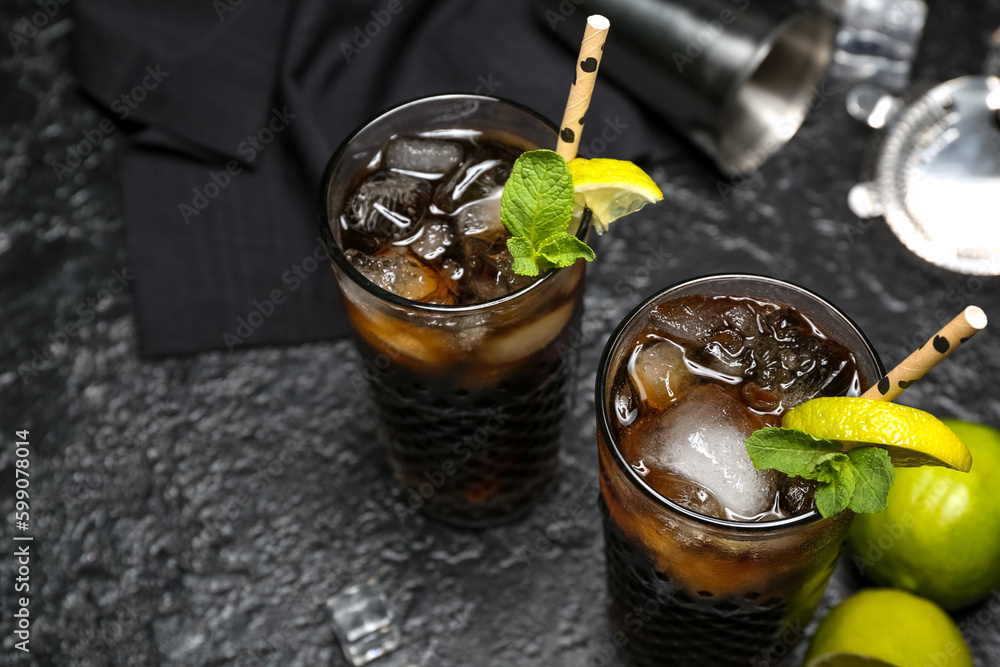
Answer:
xmin=538 ymin=0 xmax=834 ymax=176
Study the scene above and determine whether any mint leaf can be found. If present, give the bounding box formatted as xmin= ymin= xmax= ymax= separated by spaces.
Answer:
xmin=500 ymin=150 xmax=595 ymax=276
xmin=539 ymin=234 xmax=596 ymax=268
xmin=501 ymin=150 xmax=574 ymax=253
xmin=847 ymin=447 xmax=895 ymax=514
xmin=814 ymin=455 xmax=855 ymax=517
xmin=506 ymin=237 xmax=540 ymax=276
xmin=745 ymin=427 xmax=896 ymax=519
xmin=745 ymin=427 xmax=843 ymax=477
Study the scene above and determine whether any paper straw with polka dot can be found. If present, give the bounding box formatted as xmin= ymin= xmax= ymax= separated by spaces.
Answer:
xmin=861 ymin=306 xmax=988 ymax=402
xmin=555 ymin=15 xmax=610 ymax=161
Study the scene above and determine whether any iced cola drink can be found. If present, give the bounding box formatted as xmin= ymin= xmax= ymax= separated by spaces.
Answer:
xmin=319 ymin=95 xmax=589 ymax=527
xmin=596 ymin=275 xmax=882 ymax=666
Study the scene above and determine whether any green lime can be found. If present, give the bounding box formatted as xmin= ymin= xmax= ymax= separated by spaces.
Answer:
xmin=848 ymin=419 xmax=1000 ymax=610
xmin=805 ymin=589 xmax=972 ymax=667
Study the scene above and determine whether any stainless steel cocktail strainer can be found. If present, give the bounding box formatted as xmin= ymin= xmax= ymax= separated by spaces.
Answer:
xmin=846 ymin=30 xmax=1000 ymax=275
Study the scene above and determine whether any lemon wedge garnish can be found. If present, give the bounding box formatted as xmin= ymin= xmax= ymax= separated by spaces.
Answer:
xmin=783 ymin=397 xmax=972 ymax=472
xmin=568 ymin=158 xmax=663 ymax=233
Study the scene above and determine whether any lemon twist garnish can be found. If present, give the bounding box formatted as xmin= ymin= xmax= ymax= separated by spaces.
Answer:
xmin=499 ymin=151 xmax=662 ymax=276
xmin=745 ymin=397 xmax=973 ymax=517
xmin=782 ymin=397 xmax=972 ymax=472
xmin=568 ymin=158 xmax=663 ymax=233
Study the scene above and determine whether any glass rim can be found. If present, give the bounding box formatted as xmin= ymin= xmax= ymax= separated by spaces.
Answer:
xmin=316 ymin=93 xmax=591 ymax=314
xmin=595 ymin=273 xmax=885 ymax=532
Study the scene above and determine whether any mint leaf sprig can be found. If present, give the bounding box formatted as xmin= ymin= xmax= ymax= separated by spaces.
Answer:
xmin=500 ymin=149 xmax=594 ymax=276
xmin=745 ymin=428 xmax=895 ymax=518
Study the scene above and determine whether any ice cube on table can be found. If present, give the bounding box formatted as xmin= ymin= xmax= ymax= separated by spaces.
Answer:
xmin=383 ymin=136 xmax=464 ymax=177
xmin=328 ymin=577 xmax=401 ymax=666
xmin=343 ymin=171 xmax=430 ymax=246
xmin=433 ymin=144 xmax=520 ymax=214
xmin=408 ymin=219 xmax=455 ymax=262
xmin=345 ymin=247 xmax=449 ymax=302
xmin=621 ymin=384 xmax=778 ymax=520
xmin=628 ymin=338 xmax=695 ymax=409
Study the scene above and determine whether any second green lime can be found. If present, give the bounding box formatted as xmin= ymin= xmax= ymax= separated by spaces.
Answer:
xmin=848 ymin=419 xmax=1000 ymax=610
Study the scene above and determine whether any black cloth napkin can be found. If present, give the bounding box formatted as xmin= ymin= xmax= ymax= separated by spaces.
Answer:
xmin=74 ymin=0 xmax=680 ymax=356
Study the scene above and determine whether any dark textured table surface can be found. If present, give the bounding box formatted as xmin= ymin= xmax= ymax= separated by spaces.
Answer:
xmin=3 ymin=1 xmax=1000 ymax=665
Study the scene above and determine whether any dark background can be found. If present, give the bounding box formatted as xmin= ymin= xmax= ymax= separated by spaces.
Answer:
xmin=2 ymin=0 xmax=999 ymax=665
